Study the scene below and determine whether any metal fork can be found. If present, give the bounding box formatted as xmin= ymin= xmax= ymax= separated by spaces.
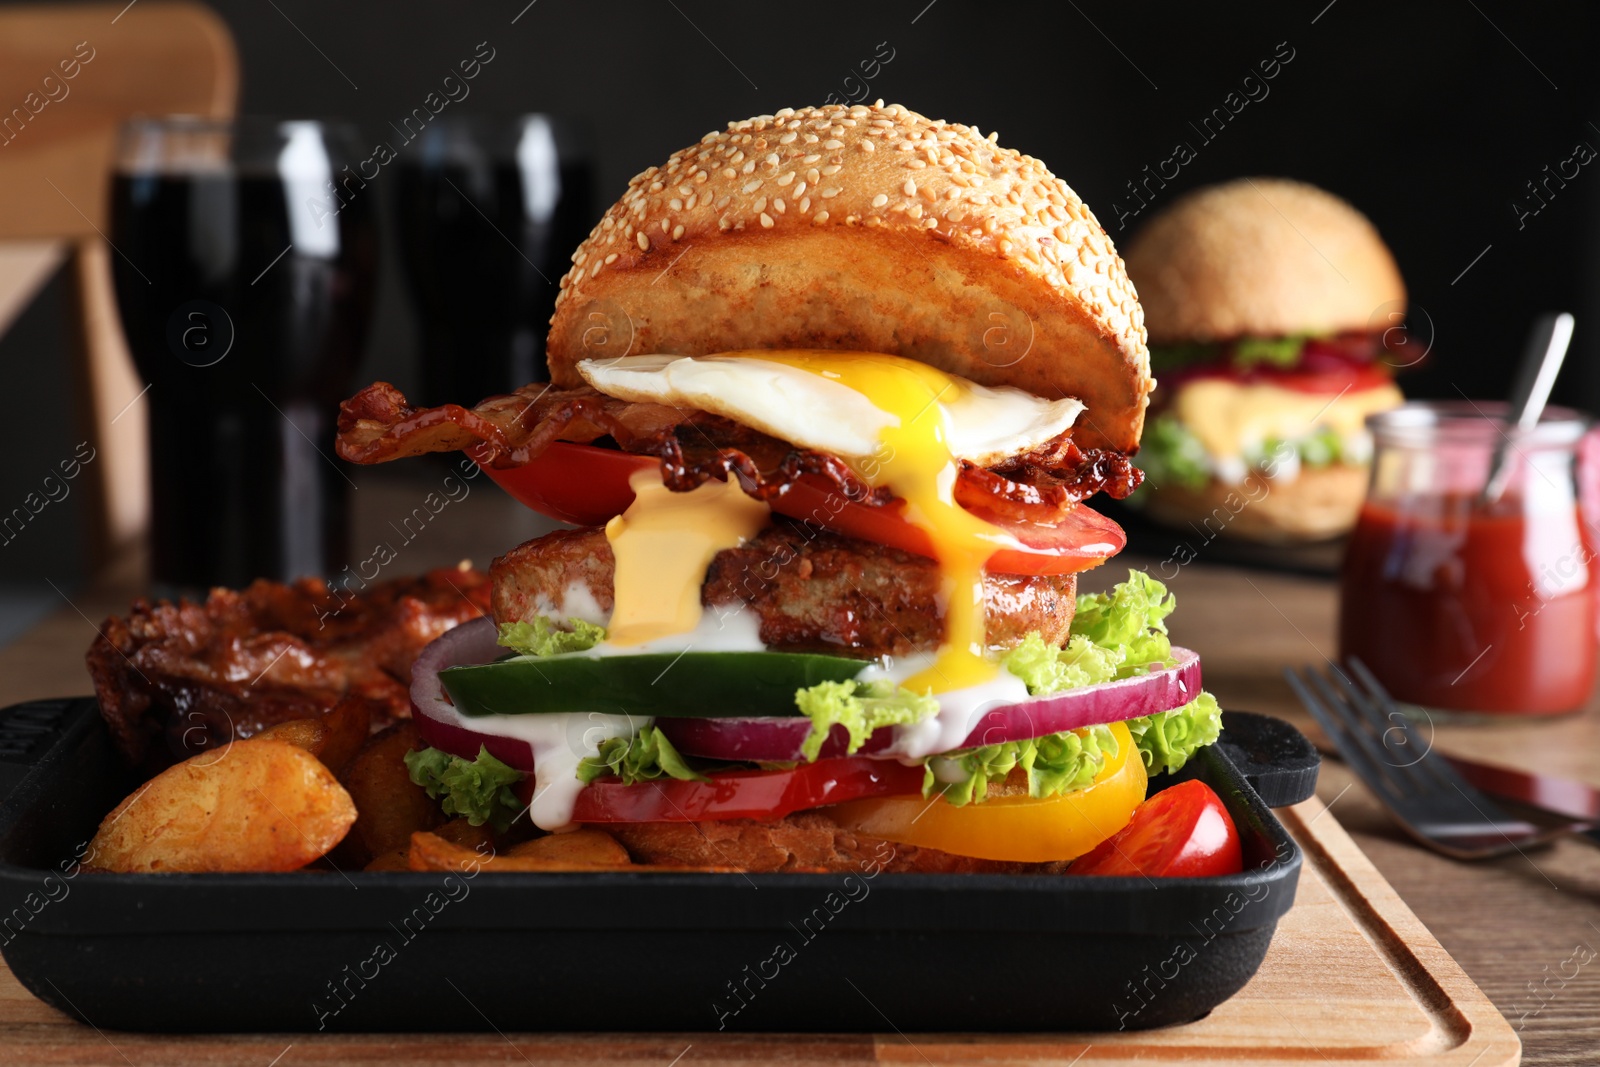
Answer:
xmin=1285 ymin=659 xmax=1590 ymax=860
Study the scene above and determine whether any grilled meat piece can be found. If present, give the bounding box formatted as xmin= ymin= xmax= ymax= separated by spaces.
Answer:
xmin=88 ymin=566 xmax=491 ymax=766
xmin=490 ymin=520 xmax=1076 ymax=659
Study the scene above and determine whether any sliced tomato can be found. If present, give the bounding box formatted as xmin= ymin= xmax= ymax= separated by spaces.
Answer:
xmin=531 ymin=755 xmax=926 ymax=823
xmin=1068 ymin=779 xmax=1242 ymax=878
xmin=825 ymin=721 xmax=1146 ymax=863
xmin=480 ymin=443 xmax=1124 ymax=576
xmin=1168 ymin=361 xmax=1394 ymax=396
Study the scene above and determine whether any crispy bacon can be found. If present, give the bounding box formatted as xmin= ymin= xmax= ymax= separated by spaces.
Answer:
xmin=87 ymin=567 xmax=491 ymax=767
xmin=336 ymin=381 xmax=1140 ymax=524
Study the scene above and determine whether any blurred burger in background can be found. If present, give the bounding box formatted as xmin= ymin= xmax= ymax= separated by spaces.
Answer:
xmin=1123 ymin=178 xmax=1408 ymax=543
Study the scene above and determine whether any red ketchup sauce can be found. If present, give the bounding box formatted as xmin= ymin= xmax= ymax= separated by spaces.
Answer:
xmin=1339 ymin=494 xmax=1598 ymax=714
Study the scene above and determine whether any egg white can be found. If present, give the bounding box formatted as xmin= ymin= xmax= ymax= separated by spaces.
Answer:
xmin=578 ymin=353 xmax=1083 ymax=467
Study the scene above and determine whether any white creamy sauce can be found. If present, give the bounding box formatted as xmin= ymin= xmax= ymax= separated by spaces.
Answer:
xmin=527 ymin=581 xmax=769 ymax=656
xmin=425 ymin=683 xmax=641 ymax=830
xmin=861 ymin=654 xmax=1033 ymax=761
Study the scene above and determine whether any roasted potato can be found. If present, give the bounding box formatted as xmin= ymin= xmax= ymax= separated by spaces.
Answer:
xmin=254 ymin=696 xmax=370 ymax=777
xmin=336 ymin=721 xmax=442 ymax=866
xmin=434 ymin=817 xmax=496 ymax=852
xmin=85 ymin=738 xmax=356 ymax=873
xmin=256 ymin=717 xmax=330 ymax=755
xmin=398 ymin=828 xmax=733 ymax=873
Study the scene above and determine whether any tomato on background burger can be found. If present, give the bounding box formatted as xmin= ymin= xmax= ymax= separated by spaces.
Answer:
xmin=336 ymin=102 xmax=1238 ymax=875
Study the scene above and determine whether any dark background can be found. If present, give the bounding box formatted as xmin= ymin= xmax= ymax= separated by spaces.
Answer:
xmin=6 ymin=0 xmax=1600 ymax=596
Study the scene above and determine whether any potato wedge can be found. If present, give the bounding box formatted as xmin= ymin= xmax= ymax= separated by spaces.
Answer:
xmin=316 ymin=694 xmax=372 ymax=776
xmin=256 ymin=718 xmax=330 ymax=755
xmin=363 ymin=849 xmax=413 ymax=872
xmin=406 ymin=831 xmax=616 ymax=873
xmin=85 ymin=738 xmax=356 ymax=873
xmin=336 ymin=721 xmax=442 ymax=866
xmin=506 ymin=830 xmax=632 ymax=866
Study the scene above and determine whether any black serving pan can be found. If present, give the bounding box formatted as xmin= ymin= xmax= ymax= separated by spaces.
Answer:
xmin=0 ymin=697 xmax=1317 ymax=1034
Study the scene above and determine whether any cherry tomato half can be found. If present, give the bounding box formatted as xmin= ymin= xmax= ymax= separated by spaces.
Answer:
xmin=530 ymin=755 xmax=927 ymax=824
xmin=480 ymin=443 xmax=1125 ymax=576
xmin=825 ymin=721 xmax=1146 ymax=863
xmin=1068 ymin=778 xmax=1242 ymax=878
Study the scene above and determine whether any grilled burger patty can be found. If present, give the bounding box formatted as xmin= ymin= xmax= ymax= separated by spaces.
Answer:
xmin=490 ymin=518 xmax=1077 ymax=659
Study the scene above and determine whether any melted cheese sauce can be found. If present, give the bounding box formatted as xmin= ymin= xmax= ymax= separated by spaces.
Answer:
xmin=1172 ymin=378 xmax=1403 ymax=465
xmin=603 ymin=469 xmax=769 ymax=646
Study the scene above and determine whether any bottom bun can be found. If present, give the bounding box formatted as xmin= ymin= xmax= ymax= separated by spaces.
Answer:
xmin=1141 ymin=463 xmax=1370 ymax=544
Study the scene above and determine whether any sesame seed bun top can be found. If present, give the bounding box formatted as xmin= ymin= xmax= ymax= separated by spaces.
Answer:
xmin=1124 ymin=178 xmax=1406 ymax=344
xmin=545 ymin=102 xmax=1152 ymax=453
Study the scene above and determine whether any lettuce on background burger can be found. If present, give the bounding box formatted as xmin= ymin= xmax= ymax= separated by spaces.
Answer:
xmin=336 ymin=102 xmax=1230 ymax=873
xmin=1124 ymin=178 xmax=1409 ymax=543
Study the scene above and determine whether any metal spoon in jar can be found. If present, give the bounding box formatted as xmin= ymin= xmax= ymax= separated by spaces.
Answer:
xmin=1481 ymin=311 xmax=1575 ymax=504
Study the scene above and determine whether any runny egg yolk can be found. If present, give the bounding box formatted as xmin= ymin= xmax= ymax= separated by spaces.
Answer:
xmin=746 ymin=351 xmax=1002 ymax=694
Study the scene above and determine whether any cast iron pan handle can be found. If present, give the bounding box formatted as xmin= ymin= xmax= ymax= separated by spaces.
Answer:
xmin=0 ymin=698 xmax=84 ymax=803
xmin=1217 ymin=711 xmax=1320 ymax=807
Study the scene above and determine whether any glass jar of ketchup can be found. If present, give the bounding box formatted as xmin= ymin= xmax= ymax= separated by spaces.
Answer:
xmin=1339 ymin=402 xmax=1598 ymax=716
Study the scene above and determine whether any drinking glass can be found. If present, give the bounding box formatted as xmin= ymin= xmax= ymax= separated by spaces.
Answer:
xmin=396 ymin=115 xmax=593 ymax=402
xmin=110 ymin=117 xmax=378 ymax=595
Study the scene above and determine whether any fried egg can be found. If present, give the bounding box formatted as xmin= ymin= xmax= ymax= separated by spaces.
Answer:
xmin=577 ymin=352 xmax=1083 ymax=468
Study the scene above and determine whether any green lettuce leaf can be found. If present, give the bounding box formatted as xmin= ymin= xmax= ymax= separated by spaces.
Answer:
xmin=1068 ymin=570 xmax=1177 ymax=679
xmin=999 ymin=632 xmax=1120 ymax=694
xmin=924 ymin=724 xmax=1117 ymax=807
xmin=404 ymin=745 xmax=524 ymax=831
xmin=577 ymin=725 xmax=708 ymax=785
xmin=1135 ymin=414 xmax=1212 ymax=492
xmin=793 ymin=679 xmax=939 ymax=761
xmin=1124 ymin=692 xmax=1222 ymax=776
xmin=1147 ymin=341 xmax=1222 ymax=372
xmin=496 ymin=616 xmax=607 ymax=657
xmin=1232 ymin=334 xmax=1309 ymax=369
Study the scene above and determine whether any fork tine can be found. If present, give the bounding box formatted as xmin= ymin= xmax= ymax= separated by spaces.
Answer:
xmin=1284 ymin=665 xmax=1404 ymax=802
xmin=1322 ymin=663 xmax=1440 ymax=798
xmin=1299 ymin=665 xmax=1416 ymax=801
xmin=1344 ymin=658 xmax=1502 ymax=801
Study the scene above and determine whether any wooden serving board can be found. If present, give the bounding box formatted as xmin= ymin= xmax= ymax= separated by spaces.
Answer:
xmin=0 ymin=795 xmax=1518 ymax=1067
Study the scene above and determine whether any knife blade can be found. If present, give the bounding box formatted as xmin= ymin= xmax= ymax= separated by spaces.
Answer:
xmin=1441 ymin=753 xmax=1600 ymax=845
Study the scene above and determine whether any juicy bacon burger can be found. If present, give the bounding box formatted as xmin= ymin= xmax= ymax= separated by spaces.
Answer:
xmin=1123 ymin=178 xmax=1408 ymax=542
xmin=336 ymin=103 xmax=1227 ymax=873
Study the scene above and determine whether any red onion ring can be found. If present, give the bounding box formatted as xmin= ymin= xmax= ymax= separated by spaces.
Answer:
xmin=410 ymin=616 xmax=545 ymax=769
xmin=656 ymin=648 xmax=1202 ymax=762
xmin=411 ymin=619 xmax=1202 ymax=771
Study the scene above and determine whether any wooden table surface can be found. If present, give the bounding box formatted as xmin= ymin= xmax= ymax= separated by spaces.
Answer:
xmin=1 ymin=476 xmax=1597 ymax=1065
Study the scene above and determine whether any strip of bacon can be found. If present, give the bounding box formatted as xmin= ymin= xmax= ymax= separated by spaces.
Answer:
xmin=336 ymin=381 xmax=1141 ymax=525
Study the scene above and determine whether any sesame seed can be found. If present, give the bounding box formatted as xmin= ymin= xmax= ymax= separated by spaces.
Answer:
xmin=637 ymin=232 xmax=650 ymax=251
xmin=871 ymin=193 xmax=888 ymax=207
xmin=903 ymin=179 xmax=916 ymax=196
xmin=820 ymin=187 xmax=841 ymax=199
xmin=672 ymin=224 xmax=685 ymax=240
xmin=779 ymin=131 xmax=797 ymax=144
xmin=860 ymin=140 xmax=875 ymax=152
xmin=759 ymin=212 xmax=774 ymax=228
xmin=776 ymin=172 xmax=795 ymax=186
xmin=803 ymin=154 xmax=822 ymax=164
xmin=800 ymin=196 xmax=811 ymax=212
xmin=669 ymin=198 xmax=683 ymax=211
xmin=822 ymin=164 xmax=842 ymax=175
xmin=604 ymin=253 xmax=618 ymax=264
xmin=814 ymin=211 xmax=830 ymax=224
xmin=741 ymin=179 xmax=762 ymax=194
xmin=753 ymin=197 xmax=766 ymax=213
xmin=773 ymin=198 xmax=786 ymax=213
xmin=794 ymin=181 xmax=808 ymax=198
